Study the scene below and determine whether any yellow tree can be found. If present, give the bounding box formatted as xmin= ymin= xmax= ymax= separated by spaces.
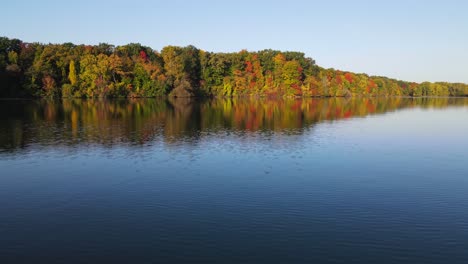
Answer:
xmin=68 ymin=60 xmax=78 ymax=86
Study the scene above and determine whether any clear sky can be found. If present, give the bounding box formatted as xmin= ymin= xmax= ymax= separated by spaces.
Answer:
xmin=2 ymin=0 xmax=467 ymax=83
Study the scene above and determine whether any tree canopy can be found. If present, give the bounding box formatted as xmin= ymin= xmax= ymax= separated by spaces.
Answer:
xmin=1 ymin=37 xmax=467 ymax=98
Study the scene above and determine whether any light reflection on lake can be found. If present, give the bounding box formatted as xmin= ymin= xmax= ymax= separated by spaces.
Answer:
xmin=0 ymin=97 xmax=468 ymax=263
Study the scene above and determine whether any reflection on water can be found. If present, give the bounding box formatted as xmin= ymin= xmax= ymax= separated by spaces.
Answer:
xmin=1 ymin=97 xmax=467 ymax=152
xmin=1 ymin=97 xmax=468 ymax=263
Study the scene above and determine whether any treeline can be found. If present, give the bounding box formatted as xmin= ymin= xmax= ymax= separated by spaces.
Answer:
xmin=1 ymin=37 xmax=467 ymax=98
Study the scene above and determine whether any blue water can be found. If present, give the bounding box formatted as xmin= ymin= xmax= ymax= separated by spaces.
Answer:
xmin=0 ymin=98 xmax=467 ymax=263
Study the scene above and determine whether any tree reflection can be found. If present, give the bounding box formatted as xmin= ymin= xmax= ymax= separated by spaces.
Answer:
xmin=0 ymin=97 xmax=466 ymax=152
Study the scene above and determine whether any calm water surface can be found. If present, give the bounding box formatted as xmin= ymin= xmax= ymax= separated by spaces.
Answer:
xmin=1 ymin=97 xmax=468 ymax=263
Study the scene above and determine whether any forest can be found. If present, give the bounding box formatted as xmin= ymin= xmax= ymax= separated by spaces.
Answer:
xmin=1 ymin=37 xmax=467 ymax=98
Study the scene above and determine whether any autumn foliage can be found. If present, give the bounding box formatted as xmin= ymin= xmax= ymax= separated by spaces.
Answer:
xmin=1 ymin=36 xmax=467 ymax=98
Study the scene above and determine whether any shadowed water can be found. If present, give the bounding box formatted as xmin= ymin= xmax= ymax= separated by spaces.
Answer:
xmin=1 ymin=97 xmax=468 ymax=263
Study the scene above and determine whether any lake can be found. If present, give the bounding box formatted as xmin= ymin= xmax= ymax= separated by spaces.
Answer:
xmin=1 ymin=97 xmax=468 ymax=263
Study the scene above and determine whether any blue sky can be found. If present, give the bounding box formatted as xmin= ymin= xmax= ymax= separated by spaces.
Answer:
xmin=2 ymin=0 xmax=467 ymax=83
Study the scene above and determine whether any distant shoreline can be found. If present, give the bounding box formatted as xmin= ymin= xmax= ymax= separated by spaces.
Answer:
xmin=1 ymin=37 xmax=467 ymax=99
xmin=1 ymin=95 xmax=467 ymax=101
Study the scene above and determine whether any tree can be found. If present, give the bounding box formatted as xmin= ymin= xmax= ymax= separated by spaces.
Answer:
xmin=282 ymin=60 xmax=303 ymax=96
xmin=68 ymin=60 xmax=77 ymax=86
xmin=161 ymin=45 xmax=201 ymax=96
